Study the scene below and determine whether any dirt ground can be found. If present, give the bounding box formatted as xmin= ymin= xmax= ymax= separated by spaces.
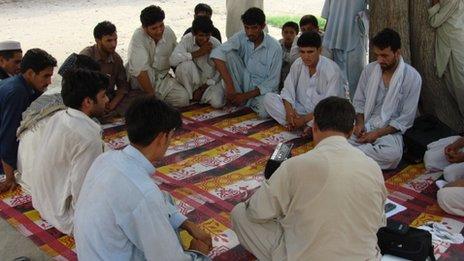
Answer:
xmin=0 ymin=0 xmax=324 ymax=88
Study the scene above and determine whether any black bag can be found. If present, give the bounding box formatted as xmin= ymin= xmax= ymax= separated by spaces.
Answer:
xmin=377 ymin=220 xmax=436 ymax=261
xmin=403 ymin=114 xmax=457 ymax=163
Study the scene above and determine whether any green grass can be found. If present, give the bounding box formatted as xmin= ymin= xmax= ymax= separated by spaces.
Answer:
xmin=267 ymin=15 xmax=326 ymax=30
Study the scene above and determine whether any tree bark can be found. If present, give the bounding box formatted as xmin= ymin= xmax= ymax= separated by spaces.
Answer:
xmin=369 ymin=0 xmax=411 ymax=63
xmin=409 ymin=0 xmax=464 ymax=132
xmin=369 ymin=0 xmax=464 ymax=132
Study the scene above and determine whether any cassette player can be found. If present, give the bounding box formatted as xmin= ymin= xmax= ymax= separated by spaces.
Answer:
xmin=264 ymin=142 xmax=293 ymax=179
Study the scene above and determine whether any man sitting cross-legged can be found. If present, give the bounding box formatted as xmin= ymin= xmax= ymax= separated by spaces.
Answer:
xmin=75 ymin=97 xmax=212 ymax=260
xmin=264 ymin=31 xmax=345 ymax=131
xmin=170 ymin=16 xmax=224 ymax=108
xmin=0 ymin=49 xmax=56 ymax=193
xmin=127 ymin=5 xmax=189 ymax=107
xmin=16 ymin=54 xmax=101 ymax=195
xmin=31 ymin=69 xmax=109 ymax=235
xmin=211 ymin=7 xmax=282 ymax=118
xmin=80 ymin=21 xmax=130 ymax=114
xmin=232 ymin=97 xmax=387 ymax=260
xmin=424 ymin=136 xmax=464 ymax=217
xmin=349 ymin=28 xmax=422 ymax=170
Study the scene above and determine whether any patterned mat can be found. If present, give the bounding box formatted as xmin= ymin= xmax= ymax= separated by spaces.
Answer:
xmin=0 ymin=104 xmax=463 ymax=260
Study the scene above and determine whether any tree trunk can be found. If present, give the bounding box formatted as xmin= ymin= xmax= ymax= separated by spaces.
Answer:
xmin=369 ymin=0 xmax=411 ymax=63
xmin=409 ymin=0 xmax=464 ymax=132
xmin=369 ymin=0 xmax=464 ymax=132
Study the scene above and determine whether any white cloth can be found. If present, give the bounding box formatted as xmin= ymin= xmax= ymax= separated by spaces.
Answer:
xmin=231 ymin=136 xmax=386 ymax=261
xmin=0 ymin=40 xmax=21 ymax=51
xmin=16 ymin=116 xmax=51 ymax=195
xmin=264 ymin=56 xmax=345 ymax=126
xmin=170 ymin=33 xmax=224 ymax=108
xmin=126 ymin=26 xmax=189 ymax=107
xmin=31 ymin=108 xmax=103 ymax=235
xmin=226 ymin=0 xmax=264 ymax=39
xmin=74 ymin=145 xmax=208 ymax=261
xmin=364 ymin=57 xmax=406 ymax=129
xmin=351 ymin=60 xmax=422 ymax=169
xmin=424 ymin=136 xmax=464 ymax=182
xmin=437 ymin=187 xmax=464 ymax=217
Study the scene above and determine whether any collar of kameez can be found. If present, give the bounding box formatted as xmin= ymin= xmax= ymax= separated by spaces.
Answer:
xmin=248 ymin=32 xmax=269 ymax=51
xmin=65 ymin=107 xmax=102 ymax=133
xmin=122 ymin=145 xmax=156 ymax=175
xmin=315 ymin=135 xmax=348 ymax=149
xmin=92 ymin=44 xmax=114 ymax=64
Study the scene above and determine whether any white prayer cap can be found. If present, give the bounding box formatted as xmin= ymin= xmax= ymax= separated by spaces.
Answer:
xmin=0 ymin=41 xmax=22 ymax=51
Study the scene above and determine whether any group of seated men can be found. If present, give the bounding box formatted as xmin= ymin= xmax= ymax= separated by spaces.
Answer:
xmin=0 ymin=2 xmax=463 ymax=260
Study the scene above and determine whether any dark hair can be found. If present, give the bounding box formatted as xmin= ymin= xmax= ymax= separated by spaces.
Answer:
xmin=297 ymin=31 xmax=321 ymax=48
xmin=241 ymin=7 xmax=265 ymax=26
xmin=93 ymin=21 xmax=116 ymax=39
xmin=125 ymin=96 xmax=182 ymax=146
xmin=58 ymin=53 xmax=101 ymax=76
xmin=194 ymin=3 xmax=213 ymax=16
xmin=282 ymin=21 xmax=299 ymax=34
xmin=314 ymin=97 xmax=355 ymax=135
xmin=140 ymin=5 xmax=165 ymax=27
xmin=192 ymin=16 xmax=214 ymax=34
xmin=0 ymin=49 xmax=22 ymax=60
xmin=300 ymin=15 xmax=318 ymax=28
xmin=61 ymin=69 xmax=108 ymax=110
xmin=372 ymin=28 xmax=402 ymax=52
xmin=20 ymin=48 xmax=57 ymax=74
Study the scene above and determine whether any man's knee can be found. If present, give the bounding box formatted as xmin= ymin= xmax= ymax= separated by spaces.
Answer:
xmin=167 ymin=89 xmax=190 ymax=108
xmin=231 ymin=203 xmax=246 ymax=231
xmin=209 ymin=95 xmax=225 ymax=109
xmin=443 ymin=163 xmax=464 ymax=182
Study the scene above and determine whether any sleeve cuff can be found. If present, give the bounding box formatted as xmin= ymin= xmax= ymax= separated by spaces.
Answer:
xmin=169 ymin=212 xmax=188 ymax=229
xmin=389 ymin=120 xmax=407 ymax=134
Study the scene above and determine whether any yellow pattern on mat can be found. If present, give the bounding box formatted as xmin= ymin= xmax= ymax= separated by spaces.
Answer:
xmin=386 ymin=164 xmax=426 ymax=186
xmin=195 ymin=158 xmax=267 ymax=192
xmin=410 ymin=213 xmax=443 ymax=228
xmin=213 ymin=113 xmax=257 ymax=129
xmin=249 ymin=125 xmax=288 ymax=140
xmin=157 ymin=143 xmax=242 ymax=174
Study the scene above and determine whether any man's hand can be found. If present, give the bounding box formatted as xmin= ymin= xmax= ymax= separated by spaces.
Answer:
xmin=189 ymin=238 xmax=211 ymax=255
xmin=358 ymin=131 xmax=380 ymax=144
xmin=198 ymin=42 xmax=214 ymax=56
xmin=182 ymin=220 xmax=212 ymax=251
xmin=292 ymin=115 xmax=307 ymax=129
xmin=446 ymin=151 xmax=464 ymax=164
xmin=0 ymin=177 xmax=18 ymax=194
xmin=353 ymin=123 xmax=365 ymax=138
xmin=445 ymin=138 xmax=464 ymax=156
xmin=284 ymin=107 xmax=296 ymax=130
xmin=226 ymin=92 xmax=248 ymax=106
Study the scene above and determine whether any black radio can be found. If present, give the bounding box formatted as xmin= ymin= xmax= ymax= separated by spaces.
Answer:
xmin=264 ymin=143 xmax=293 ymax=179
